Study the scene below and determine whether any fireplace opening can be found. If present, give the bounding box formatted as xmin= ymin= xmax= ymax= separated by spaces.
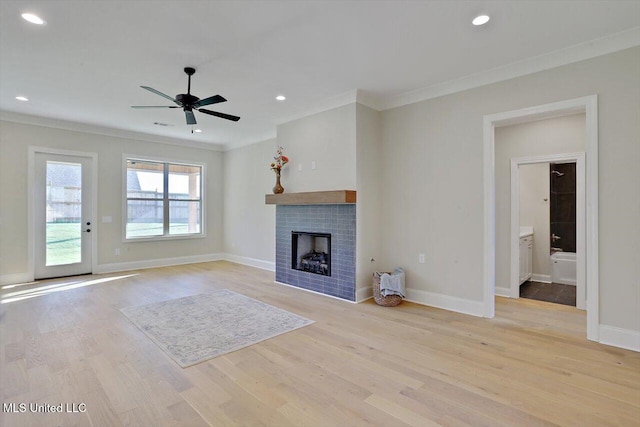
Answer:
xmin=291 ymin=232 xmax=331 ymax=276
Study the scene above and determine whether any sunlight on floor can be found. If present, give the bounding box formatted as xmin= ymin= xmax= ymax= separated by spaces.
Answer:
xmin=1 ymin=281 xmax=40 ymax=290
xmin=0 ymin=274 xmax=138 ymax=304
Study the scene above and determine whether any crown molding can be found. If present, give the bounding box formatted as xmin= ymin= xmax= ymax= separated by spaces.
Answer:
xmin=275 ymin=89 xmax=360 ymax=126
xmin=225 ymin=88 xmax=381 ymax=151
xmin=356 ymin=90 xmax=384 ymax=111
xmin=0 ymin=111 xmax=225 ymax=152
xmin=379 ymin=26 xmax=640 ymax=111
xmin=273 ymin=88 xmax=383 ymax=128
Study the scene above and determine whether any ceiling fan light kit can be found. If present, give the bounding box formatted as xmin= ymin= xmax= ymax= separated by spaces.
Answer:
xmin=131 ymin=67 xmax=240 ymax=126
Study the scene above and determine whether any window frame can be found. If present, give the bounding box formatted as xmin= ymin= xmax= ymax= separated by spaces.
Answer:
xmin=122 ymin=155 xmax=206 ymax=242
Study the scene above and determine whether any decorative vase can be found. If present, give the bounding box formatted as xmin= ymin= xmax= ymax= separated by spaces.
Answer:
xmin=273 ymin=171 xmax=284 ymax=194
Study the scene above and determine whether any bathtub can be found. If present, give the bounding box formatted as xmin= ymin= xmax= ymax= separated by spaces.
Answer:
xmin=551 ymin=252 xmax=576 ymax=286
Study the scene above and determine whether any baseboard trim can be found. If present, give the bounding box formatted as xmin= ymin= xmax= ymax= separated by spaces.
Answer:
xmin=94 ymin=253 xmax=224 ymax=275
xmin=356 ymin=286 xmax=373 ymax=303
xmin=0 ymin=272 xmax=34 ymax=286
xmin=531 ymin=274 xmax=552 ymax=283
xmin=222 ymin=254 xmax=275 ymax=272
xmin=495 ymin=286 xmax=512 ymax=298
xmin=405 ymin=288 xmax=485 ymax=318
xmin=599 ymin=325 xmax=640 ymax=352
xmin=274 ymin=281 xmax=356 ymax=304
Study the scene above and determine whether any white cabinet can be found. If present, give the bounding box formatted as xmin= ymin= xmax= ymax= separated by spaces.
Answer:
xmin=519 ymin=235 xmax=533 ymax=284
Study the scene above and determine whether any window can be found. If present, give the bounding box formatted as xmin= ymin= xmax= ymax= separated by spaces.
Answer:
xmin=125 ymin=158 xmax=203 ymax=239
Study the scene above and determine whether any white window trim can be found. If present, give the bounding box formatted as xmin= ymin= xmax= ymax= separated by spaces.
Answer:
xmin=122 ymin=154 xmax=206 ymax=242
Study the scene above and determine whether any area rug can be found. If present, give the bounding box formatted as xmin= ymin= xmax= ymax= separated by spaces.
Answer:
xmin=120 ymin=289 xmax=314 ymax=367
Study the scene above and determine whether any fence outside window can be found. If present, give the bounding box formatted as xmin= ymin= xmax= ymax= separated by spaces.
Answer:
xmin=125 ymin=159 xmax=203 ymax=239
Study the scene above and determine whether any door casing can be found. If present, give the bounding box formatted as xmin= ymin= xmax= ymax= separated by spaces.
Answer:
xmin=28 ymin=146 xmax=98 ymax=280
xmin=483 ymin=95 xmax=599 ymax=342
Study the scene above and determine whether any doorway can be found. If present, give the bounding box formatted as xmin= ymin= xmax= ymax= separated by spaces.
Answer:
xmin=31 ymin=149 xmax=96 ymax=280
xmin=483 ymin=95 xmax=599 ymax=342
xmin=511 ymin=155 xmax=585 ymax=309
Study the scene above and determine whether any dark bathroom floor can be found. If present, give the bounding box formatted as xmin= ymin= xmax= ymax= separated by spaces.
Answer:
xmin=519 ymin=281 xmax=576 ymax=306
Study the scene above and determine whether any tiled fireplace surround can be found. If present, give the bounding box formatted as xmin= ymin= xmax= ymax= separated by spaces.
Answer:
xmin=275 ymin=204 xmax=356 ymax=301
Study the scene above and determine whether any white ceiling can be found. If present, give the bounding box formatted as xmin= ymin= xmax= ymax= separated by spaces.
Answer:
xmin=1 ymin=1 xmax=639 ymax=150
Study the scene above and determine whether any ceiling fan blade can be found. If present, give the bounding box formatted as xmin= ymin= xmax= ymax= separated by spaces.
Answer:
xmin=193 ymin=94 xmax=226 ymax=108
xmin=185 ymin=109 xmax=197 ymax=125
xmin=140 ymin=86 xmax=178 ymax=103
xmin=131 ymin=105 xmax=180 ymax=108
xmin=199 ymin=108 xmax=241 ymax=122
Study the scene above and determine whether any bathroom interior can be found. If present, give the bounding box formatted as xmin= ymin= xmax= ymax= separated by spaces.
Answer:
xmin=519 ymin=162 xmax=577 ymax=306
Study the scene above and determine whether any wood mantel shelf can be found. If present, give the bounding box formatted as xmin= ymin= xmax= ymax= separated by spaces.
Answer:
xmin=265 ymin=190 xmax=356 ymax=205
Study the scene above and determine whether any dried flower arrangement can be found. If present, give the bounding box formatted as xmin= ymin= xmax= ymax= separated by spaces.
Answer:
xmin=270 ymin=146 xmax=289 ymax=174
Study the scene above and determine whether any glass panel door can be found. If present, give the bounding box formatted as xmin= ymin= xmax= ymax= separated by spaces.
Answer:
xmin=45 ymin=161 xmax=82 ymax=266
xmin=34 ymin=152 xmax=93 ymax=279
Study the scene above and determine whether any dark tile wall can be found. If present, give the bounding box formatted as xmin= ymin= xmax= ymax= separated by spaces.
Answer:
xmin=275 ymin=204 xmax=356 ymax=301
xmin=550 ymin=163 xmax=576 ymax=252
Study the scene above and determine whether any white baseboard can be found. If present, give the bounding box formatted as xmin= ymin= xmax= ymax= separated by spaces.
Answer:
xmin=2 ymin=253 xmax=274 ymax=284
xmin=274 ymin=280 xmax=356 ymax=304
xmin=495 ymin=286 xmax=512 ymax=298
xmin=94 ymin=253 xmax=224 ymax=275
xmin=405 ymin=287 xmax=485 ymax=318
xmin=599 ymin=325 xmax=640 ymax=352
xmin=222 ymin=253 xmax=275 ymax=271
xmin=531 ymin=274 xmax=552 ymax=283
xmin=356 ymin=286 xmax=373 ymax=303
xmin=0 ymin=272 xmax=34 ymax=286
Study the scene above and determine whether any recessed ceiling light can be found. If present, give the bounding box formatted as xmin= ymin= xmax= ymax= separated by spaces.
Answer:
xmin=276 ymin=95 xmax=286 ymax=101
xmin=15 ymin=96 xmax=29 ymax=101
xmin=194 ymin=129 xmax=202 ymax=133
xmin=472 ymin=15 xmax=490 ymax=26
xmin=21 ymin=13 xmax=45 ymax=25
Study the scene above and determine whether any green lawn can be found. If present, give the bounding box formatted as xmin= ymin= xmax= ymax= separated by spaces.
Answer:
xmin=46 ymin=223 xmax=82 ymax=266
xmin=46 ymin=222 xmax=197 ymax=265
xmin=126 ymin=223 xmax=196 ymax=238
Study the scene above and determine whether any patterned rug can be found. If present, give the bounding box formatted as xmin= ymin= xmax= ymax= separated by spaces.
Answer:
xmin=120 ymin=289 xmax=314 ymax=367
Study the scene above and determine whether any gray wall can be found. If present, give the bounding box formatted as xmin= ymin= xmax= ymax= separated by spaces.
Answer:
xmin=0 ymin=121 xmax=224 ymax=277
xmin=496 ymin=114 xmax=586 ymax=290
xmin=222 ymin=139 xmax=276 ymax=264
xmin=276 ymin=103 xmax=356 ymax=192
xmin=380 ymin=47 xmax=639 ymax=331
xmin=355 ymin=104 xmax=382 ymax=299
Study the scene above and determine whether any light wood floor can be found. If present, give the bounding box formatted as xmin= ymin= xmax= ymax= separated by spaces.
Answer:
xmin=1 ymin=261 xmax=639 ymax=426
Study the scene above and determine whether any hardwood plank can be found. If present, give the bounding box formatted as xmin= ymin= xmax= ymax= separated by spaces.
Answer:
xmin=1 ymin=261 xmax=639 ymax=427
xmin=180 ymin=387 xmax=236 ymax=427
xmin=364 ymin=394 xmax=441 ymax=427
xmin=1 ymin=359 xmax=29 ymax=399
xmin=166 ymin=400 xmax=210 ymax=427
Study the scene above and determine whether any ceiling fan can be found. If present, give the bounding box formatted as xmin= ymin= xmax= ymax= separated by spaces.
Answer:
xmin=131 ymin=67 xmax=240 ymax=125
